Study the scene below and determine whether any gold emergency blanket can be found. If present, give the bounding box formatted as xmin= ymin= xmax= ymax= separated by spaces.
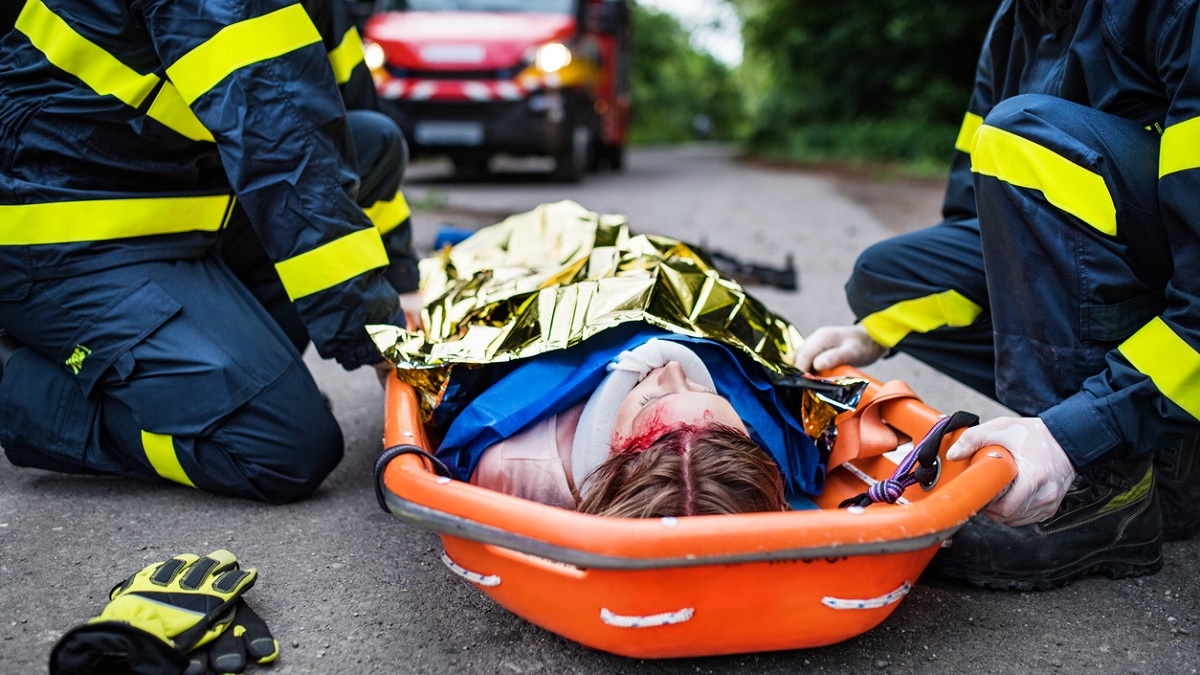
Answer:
xmin=369 ymin=200 xmax=863 ymax=437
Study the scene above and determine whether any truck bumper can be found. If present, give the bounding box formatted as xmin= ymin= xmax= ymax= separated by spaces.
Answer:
xmin=380 ymin=92 xmax=572 ymax=158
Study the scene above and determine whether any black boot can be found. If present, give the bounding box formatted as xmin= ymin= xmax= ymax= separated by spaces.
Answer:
xmin=1155 ymin=435 xmax=1200 ymax=541
xmin=926 ymin=455 xmax=1163 ymax=591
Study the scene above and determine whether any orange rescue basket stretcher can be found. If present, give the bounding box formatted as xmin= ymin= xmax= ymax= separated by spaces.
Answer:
xmin=376 ymin=367 xmax=1016 ymax=658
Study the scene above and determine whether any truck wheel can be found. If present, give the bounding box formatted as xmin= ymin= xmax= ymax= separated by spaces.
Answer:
xmin=452 ymin=154 xmax=489 ymax=179
xmin=606 ymin=144 xmax=625 ymax=171
xmin=553 ymin=124 xmax=590 ymax=182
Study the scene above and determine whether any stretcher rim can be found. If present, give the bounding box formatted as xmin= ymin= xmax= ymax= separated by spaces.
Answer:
xmin=377 ymin=367 xmax=1017 ymax=568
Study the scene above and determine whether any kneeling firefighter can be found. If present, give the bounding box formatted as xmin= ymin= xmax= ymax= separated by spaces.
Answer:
xmin=0 ymin=0 xmax=421 ymax=503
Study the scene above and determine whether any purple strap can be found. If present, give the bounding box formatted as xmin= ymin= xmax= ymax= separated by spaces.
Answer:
xmin=864 ymin=417 xmax=951 ymax=504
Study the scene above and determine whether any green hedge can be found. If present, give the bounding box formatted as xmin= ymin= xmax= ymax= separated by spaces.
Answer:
xmin=630 ymin=3 xmax=748 ymax=144
xmin=731 ymin=0 xmax=996 ymax=168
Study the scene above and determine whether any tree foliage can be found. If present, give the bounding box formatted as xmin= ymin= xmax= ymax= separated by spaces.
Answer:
xmin=730 ymin=0 xmax=996 ymax=165
xmin=629 ymin=3 xmax=747 ymax=143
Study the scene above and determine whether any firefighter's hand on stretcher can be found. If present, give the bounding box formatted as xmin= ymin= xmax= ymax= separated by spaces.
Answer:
xmin=793 ymin=324 xmax=888 ymax=373
xmin=947 ymin=417 xmax=1077 ymax=527
xmin=375 ymin=292 xmax=424 ymax=390
xmin=374 ymin=360 xmax=392 ymax=390
xmin=399 ymin=291 xmax=425 ymax=333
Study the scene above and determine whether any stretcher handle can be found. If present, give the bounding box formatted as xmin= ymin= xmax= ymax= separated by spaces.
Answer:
xmin=375 ymin=444 xmax=454 ymax=512
xmin=838 ymin=410 xmax=980 ymax=509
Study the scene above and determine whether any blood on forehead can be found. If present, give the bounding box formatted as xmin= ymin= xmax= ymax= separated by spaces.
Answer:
xmin=613 ymin=410 xmax=708 ymax=454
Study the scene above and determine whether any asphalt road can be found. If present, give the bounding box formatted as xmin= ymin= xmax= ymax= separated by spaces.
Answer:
xmin=2 ymin=146 xmax=1197 ymax=674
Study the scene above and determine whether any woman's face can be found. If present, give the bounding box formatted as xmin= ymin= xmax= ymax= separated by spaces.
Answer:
xmin=611 ymin=361 xmax=748 ymax=450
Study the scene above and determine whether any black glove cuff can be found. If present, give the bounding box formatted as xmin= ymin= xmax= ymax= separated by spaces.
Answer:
xmin=336 ymin=335 xmax=386 ymax=371
xmin=50 ymin=621 xmax=188 ymax=675
xmin=384 ymin=260 xmax=420 ymax=296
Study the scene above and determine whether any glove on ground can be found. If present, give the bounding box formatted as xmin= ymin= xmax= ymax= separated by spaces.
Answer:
xmin=49 ymin=550 xmax=266 ymax=675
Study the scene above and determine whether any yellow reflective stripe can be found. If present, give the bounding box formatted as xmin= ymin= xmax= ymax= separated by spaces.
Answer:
xmin=274 ymin=227 xmax=389 ymax=300
xmin=17 ymin=0 xmax=157 ymax=107
xmin=1159 ymin=117 xmax=1200 ymax=177
xmin=0 ymin=195 xmax=234 ymax=245
xmin=16 ymin=0 xmax=212 ymax=142
xmin=954 ymin=111 xmax=983 ymax=154
xmin=168 ymin=4 xmax=322 ymax=105
xmin=971 ymin=124 xmax=1118 ymax=236
xmin=140 ymin=430 xmax=196 ymax=487
xmin=860 ymin=289 xmax=983 ymax=349
xmin=328 ymin=26 xmax=365 ymax=85
xmin=1118 ymin=317 xmax=1200 ymax=420
xmin=365 ymin=191 xmax=411 ymax=235
xmin=146 ymin=83 xmax=213 ymax=142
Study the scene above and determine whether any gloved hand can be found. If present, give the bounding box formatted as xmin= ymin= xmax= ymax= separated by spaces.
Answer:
xmin=947 ymin=417 xmax=1077 ymax=526
xmin=375 ymin=359 xmax=395 ymax=390
xmin=50 ymin=550 xmax=259 ymax=675
xmin=184 ymin=600 xmax=278 ymax=675
xmin=399 ymin=291 xmax=425 ymax=332
xmin=793 ymin=324 xmax=888 ymax=374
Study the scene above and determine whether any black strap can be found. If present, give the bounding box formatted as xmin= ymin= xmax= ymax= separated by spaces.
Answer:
xmin=913 ymin=410 xmax=979 ymax=488
xmin=373 ymin=444 xmax=457 ymax=513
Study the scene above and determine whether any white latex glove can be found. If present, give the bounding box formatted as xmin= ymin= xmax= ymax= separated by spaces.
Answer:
xmin=399 ymin=291 xmax=425 ymax=332
xmin=793 ymin=325 xmax=888 ymax=374
xmin=946 ymin=417 xmax=1077 ymax=527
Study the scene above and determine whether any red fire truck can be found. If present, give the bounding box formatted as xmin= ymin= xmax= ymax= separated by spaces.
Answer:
xmin=361 ymin=0 xmax=631 ymax=181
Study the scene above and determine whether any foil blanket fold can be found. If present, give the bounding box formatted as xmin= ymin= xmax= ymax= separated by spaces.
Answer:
xmin=369 ymin=200 xmax=864 ymax=438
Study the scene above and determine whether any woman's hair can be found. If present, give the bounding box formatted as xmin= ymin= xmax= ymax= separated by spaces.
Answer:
xmin=576 ymin=423 xmax=788 ymax=518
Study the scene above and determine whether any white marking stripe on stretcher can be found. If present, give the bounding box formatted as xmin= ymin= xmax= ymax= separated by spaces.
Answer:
xmin=822 ymin=581 xmax=912 ymax=610
xmin=440 ymin=552 xmax=500 ymax=587
xmin=600 ymin=607 xmax=695 ymax=628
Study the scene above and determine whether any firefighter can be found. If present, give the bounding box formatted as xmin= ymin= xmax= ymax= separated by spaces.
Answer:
xmin=0 ymin=0 xmax=419 ymax=503
xmin=794 ymin=0 xmax=1200 ymax=590
xmin=221 ymin=0 xmax=425 ymax=354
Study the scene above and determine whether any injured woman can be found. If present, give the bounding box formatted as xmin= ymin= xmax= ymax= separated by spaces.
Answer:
xmin=370 ymin=201 xmax=865 ymax=518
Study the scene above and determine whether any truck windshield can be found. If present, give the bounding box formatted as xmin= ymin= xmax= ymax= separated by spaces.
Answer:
xmin=379 ymin=0 xmax=575 ymax=12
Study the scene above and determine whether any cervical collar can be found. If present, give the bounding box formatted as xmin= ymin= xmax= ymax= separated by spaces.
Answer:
xmin=571 ymin=338 xmax=716 ymax=496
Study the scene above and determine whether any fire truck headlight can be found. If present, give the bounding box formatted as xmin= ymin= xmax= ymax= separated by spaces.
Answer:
xmin=364 ymin=40 xmax=387 ymax=71
xmin=534 ymin=42 xmax=572 ymax=73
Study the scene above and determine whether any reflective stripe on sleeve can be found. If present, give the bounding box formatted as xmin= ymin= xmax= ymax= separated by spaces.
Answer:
xmin=17 ymin=0 xmax=157 ymax=106
xmin=971 ymin=124 xmax=1117 ymax=236
xmin=167 ymin=4 xmax=322 ymax=105
xmin=0 ymin=194 xmax=234 ymax=245
xmin=954 ymin=111 xmax=983 ymax=154
xmin=274 ymin=227 xmax=389 ymax=300
xmin=328 ymin=26 xmax=365 ymax=85
xmin=365 ymin=190 xmax=411 ymax=235
xmin=859 ymin=289 xmax=983 ymax=349
xmin=1159 ymin=117 xmax=1200 ymax=178
xmin=141 ymin=430 xmax=196 ymax=487
xmin=1117 ymin=317 xmax=1200 ymax=420
xmin=17 ymin=0 xmax=212 ymax=141
xmin=145 ymin=83 xmax=214 ymax=142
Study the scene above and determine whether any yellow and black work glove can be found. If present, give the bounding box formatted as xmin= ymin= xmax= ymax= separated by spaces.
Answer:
xmin=184 ymin=599 xmax=278 ymax=675
xmin=49 ymin=550 xmax=259 ymax=675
